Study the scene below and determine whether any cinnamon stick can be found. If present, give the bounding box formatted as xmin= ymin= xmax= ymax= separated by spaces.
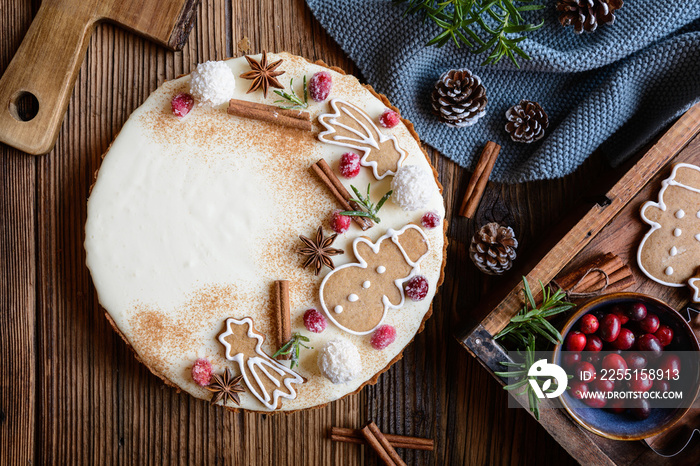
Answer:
xmin=554 ymin=252 xmax=635 ymax=298
xmin=458 ymin=141 xmax=501 ymax=218
xmin=274 ymin=280 xmax=291 ymax=360
xmin=311 ymin=158 xmax=373 ymax=230
xmin=228 ymin=99 xmax=312 ymax=131
xmin=330 ymin=427 xmax=434 ymax=451
xmin=361 ymin=422 xmax=406 ymax=466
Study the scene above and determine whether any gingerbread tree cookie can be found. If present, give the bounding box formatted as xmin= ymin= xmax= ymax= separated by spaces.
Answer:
xmin=319 ymin=224 xmax=430 ymax=335
xmin=318 ymin=99 xmax=407 ymax=180
xmin=638 ymin=163 xmax=700 ymax=293
xmin=218 ymin=317 xmax=304 ymax=410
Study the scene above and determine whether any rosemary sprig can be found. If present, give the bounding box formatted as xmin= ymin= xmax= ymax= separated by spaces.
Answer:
xmin=272 ymin=332 xmax=312 ymax=369
xmin=340 ymin=184 xmax=393 ymax=224
xmin=495 ymin=277 xmax=575 ymax=348
xmin=393 ymin=0 xmax=545 ymax=68
xmin=273 ymin=76 xmax=308 ymax=110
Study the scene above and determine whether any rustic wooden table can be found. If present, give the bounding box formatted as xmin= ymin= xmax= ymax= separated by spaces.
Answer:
xmin=2 ymin=0 xmax=680 ymax=464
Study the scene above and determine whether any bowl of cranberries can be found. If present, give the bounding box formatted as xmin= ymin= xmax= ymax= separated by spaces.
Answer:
xmin=553 ymin=292 xmax=699 ymax=440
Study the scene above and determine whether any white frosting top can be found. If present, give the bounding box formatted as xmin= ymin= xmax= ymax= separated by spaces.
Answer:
xmin=84 ymin=53 xmax=445 ymax=411
xmin=317 ymin=339 xmax=362 ymax=384
xmin=189 ymin=61 xmax=236 ymax=106
xmin=390 ymin=165 xmax=437 ymax=211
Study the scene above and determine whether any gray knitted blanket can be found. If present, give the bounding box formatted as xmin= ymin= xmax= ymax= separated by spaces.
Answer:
xmin=306 ymin=0 xmax=700 ymax=183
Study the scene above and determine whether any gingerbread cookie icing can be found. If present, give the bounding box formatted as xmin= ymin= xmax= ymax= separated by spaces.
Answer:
xmin=84 ymin=52 xmax=446 ymax=411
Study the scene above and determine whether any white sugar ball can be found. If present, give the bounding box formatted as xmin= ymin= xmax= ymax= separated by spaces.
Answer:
xmin=391 ymin=165 xmax=436 ymax=211
xmin=317 ymin=339 xmax=362 ymax=384
xmin=189 ymin=61 xmax=236 ymax=106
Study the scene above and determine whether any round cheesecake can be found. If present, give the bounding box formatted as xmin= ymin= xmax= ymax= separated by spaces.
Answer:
xmin=85 ymin=52 xmax=446 ymax=411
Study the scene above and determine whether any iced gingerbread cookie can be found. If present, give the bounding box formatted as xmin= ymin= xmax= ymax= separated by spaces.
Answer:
xmin=85 ymin=52 xmax=446 ymax=412
xmin=637 ymin=163 xmax=700 ymax=298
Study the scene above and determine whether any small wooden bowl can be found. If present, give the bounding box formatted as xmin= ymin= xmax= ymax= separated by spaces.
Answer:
xmin=552 ymin=292 xmax=700 ymax=441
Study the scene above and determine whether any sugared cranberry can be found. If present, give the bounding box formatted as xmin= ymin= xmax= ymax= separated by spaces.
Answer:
xmin=404 ymin=275 xmax=429 ymax=301
xmin=626 ymin=302 xmax=647 ymax=321
xmin=191 ymin=358 xmax=213 ymax=386
xmin=639 ymin=314 xmax=660 ymax=334
xmin=630 ymin=399 xmax=651 ymax=420
xmin=570 ymin=380 xmax=588 ymax=399
xmin=421 ymin=211 xmax=441 ymax=229
xmin=308 ymin=71 xmax=332 ymax=102
xmin=370 ymin=325 xmax=396 ymax=350
xmin=378 ymin=109 xmax=400 ymax=128
xmin=602 ymin=353 xmax=628 ymax=373
xmin=580 ymin=314 xmax=599 ymax=334
xmin=338 ymin=152 xmax=361 ymax=178
xmin=610 ymin=328 xmax=635 ymax=350
xmin=575 ymin=362 xmax=597 ymax=382
xmin=330 ymin=209 xmax=351 ymax=234
xmin=654 ymin=325 xmax=674 ymax=346
xmin=565 ymin=331 xmax=587 ymax=352
xmin=599 ymin=314 xmax=621 ymax=342
xmin=171 ymin=92 xmax=194 ymax=118
xmin=584 ymin=335 xmax=603 ymax=352
xmin=636 ymin=334 xmax=663 ymax=357
xmin=303 ymin=309 xmax=327 ymax=333
xmin=625 ymin=352 xmax=648 ymax=370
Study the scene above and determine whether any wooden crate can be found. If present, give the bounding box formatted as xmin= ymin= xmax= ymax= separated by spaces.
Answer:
xmin=458 ymin=104 xmax=700 ymax=466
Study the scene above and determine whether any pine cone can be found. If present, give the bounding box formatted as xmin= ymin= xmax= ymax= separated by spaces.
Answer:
xmin=431 ymin=69 xmax=487 ymax=128
xmin=469 ymin=223 xmax=518 ymax=275
xmin=556 ymin=0 xmax=623 ymax=34
xmin=505 ymin=100 xmax=549 ymax=144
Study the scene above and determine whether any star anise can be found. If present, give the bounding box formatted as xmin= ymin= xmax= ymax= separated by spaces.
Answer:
xmin=206 ymin=368 xmax=245 ymax=406
xmin=240 ymin=51 xmax=285 ymax=98
xmin=298 ymin=226 xmax=344 ymax=276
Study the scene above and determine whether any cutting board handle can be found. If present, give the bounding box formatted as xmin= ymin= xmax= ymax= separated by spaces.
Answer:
xmin=0 ymin=2 xmax=96 ymax=155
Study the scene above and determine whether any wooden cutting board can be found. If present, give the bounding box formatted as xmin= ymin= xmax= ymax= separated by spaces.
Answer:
xmin=0 ymin=0 xmax=200 ymax=155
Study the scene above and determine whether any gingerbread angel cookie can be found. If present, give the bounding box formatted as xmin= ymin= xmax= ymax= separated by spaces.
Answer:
xmin=637 ymin=163 xmax=700 ymax=293
xmin=218 ymin=317 xmax=304 ymax=410
xmin=318 ymin=99 xmax=407 ymax=180
xmin=319 ymin=224 xmax=430 ymax=335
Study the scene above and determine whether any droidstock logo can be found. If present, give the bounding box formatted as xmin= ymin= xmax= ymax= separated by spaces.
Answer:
xmin=527 ymin=359 xmax=567 ymax=399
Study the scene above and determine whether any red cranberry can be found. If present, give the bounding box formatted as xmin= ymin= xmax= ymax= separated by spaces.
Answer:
xmin=171 ymin=92 xmax=194 ymax=118
xmin=593 ymin=378 xmax=615 ymax=393
xmin=565 ymin=331 xmax=587 ymax=352
xmin=370 ymin=325 xmax=397 ymax=350
xmin=562 ymin=352 xmax=582 ymax=369
xmin=639 ymin=314 xmax=660 ymax=334
xmin=421 ymin=211 xmax=441 ymax=229
xmin=607 ymin=399 xmax=626 ymax=414
xmin=602 ymin=353 xmax=628 ymax=373
xmin=583 ymin=397 xmax=607 ymax=408
xmin=654 ymin=325 xmax=674 ymax=346
xmin=586 ymin=353 xmax=602 ymax=365
xmin=598 ymin=314 xmax=621 ymax=342
xmin=626 ymin=302 xmax=647 ymax=321
xmin=575 ymin=362 xmax=597 ymax=382
xmin=625 ymin=352 xmax=648 ymax=370
xmin=308 ymin=71 xmax=332 ymax=102
xmin=657 ymin=354 xmax=681 ymax=377
xmin=570 ymin=380 xmax=589 ymax=399
xmin=629 ymin=399 xmax=651 ymax=420
xmin=338 ymin=152 xmax=361 ymax=178
xmin=629 ymin=374 xmax=654 ymax=392
xmin=303 ymin=309 xmax=327 ymax=333
xmin=654 ymin=379 xmax=672 ymax=393
xmin=404 ymin=275 xmax=429 ymax=301
xmin=636 ymin=334 xmax=663 ymax=357
xmin=378 ymin=109 xmax=400 ymax=128
xmin=584 ymin=335 xmax=603 ymax=352
xmin=610 ymin=328 xmax=635 ymax=350
xmin=580 ymin=314 xmax=599 ymax=334
xmin=610 ymin=305 xmax=630 ymax=325
xmin=329 ymin=209 xmax=351 ymax=234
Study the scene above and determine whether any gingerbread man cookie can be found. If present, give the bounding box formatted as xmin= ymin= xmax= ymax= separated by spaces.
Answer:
xmin=318 ymin=99 xmax=407 ymax=180
xmin=218 ymin=317 xmax=304 ymax=410
xmin=319 ymin=224 xmax=430 ymax=335
xmin=637 ymin=163 xmax=700 ymax=293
